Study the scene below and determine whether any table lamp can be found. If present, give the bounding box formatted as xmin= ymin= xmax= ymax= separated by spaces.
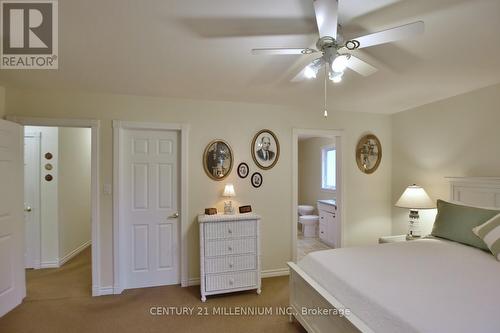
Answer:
xmin=395 ymin=184 xmax=435 ymax=240
xmin=223 ymin=183 xmax=236 ymax=214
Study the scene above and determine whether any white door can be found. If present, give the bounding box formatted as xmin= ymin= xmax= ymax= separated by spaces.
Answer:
xmin=23 ymin=133 xmax=41 ymax=269
xmin=0 ymin=119 xmax=25 ymax=317
xmin=122 ymin=129 xmax=180 ymax=289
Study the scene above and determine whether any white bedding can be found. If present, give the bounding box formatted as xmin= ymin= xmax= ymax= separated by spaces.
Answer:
xmin=298 ymin=237 xmax=500 ymax=333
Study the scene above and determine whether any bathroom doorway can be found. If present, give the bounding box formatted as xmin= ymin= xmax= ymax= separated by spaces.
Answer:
xmin=292 ymin=129 xmax=343 ymax=262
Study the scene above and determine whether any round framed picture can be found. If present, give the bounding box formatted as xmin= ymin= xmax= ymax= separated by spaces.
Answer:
xmin=203 ymin=140 xmax=233 ymax=181
xmin=237 ymin=162 xmax=249 ymax=178
xmin=355 ymin=134 xmax=382 ymax=174
xmin=251 ymin=172 xmax=263 ymax=188
xmin=251 ymin=129 xmax=280 ymax=170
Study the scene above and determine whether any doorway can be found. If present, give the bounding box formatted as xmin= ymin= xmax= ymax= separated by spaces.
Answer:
xmin=7 ymin=116 xmax=101 ymax=296
xmin=23 ymin=125 xmax=92 ymax=297
xmin=292 ymin=129 xmax=343 ymax=262
xmin=113 ymin=121 xmax=189 ymax=293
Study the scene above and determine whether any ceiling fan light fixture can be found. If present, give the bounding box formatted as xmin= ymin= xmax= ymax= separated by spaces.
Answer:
xmin=304 ymin=58 xmax=323 ymax=79
xmin=329 ymin=70 xmax=343 ymax=83
xmin=304 ymin=65 xmax=318 ymax=79
xmin=331 ymin=54 xmax=350 ymax=73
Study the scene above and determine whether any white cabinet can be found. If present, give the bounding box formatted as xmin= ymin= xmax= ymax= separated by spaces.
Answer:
xmin=317 ymin=201 xmax=339 ymax=248
xmin=198 ymin=213 xmax=261 ymax=302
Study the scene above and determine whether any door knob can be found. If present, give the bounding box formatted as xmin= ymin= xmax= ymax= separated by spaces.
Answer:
xmin=24 ymin=206 xmax=32 ymax=212
xmin=168 ymin=212 xmax=179 ymax=219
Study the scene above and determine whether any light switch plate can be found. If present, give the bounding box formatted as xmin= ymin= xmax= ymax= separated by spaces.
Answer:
xmin=103 ymin=184 xmax=112 ymax=195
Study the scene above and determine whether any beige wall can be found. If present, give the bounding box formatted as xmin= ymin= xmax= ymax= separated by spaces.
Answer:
xmin=5 ymin=87 xmax=393 ymax=288
xmin=58 ymin=127 xmax=92 ymax=259
xmin=392 ymin=83 xmax=500 ymax=235
xmin=0 ymin=86 xmax=5 ymax=118
xmin=298 ymin=137 xmax=336 ymax=212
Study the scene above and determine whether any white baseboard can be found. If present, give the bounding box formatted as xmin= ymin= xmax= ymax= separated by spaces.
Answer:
xmin=186 ymin=278 xmax=200 ymax=286
xmin=59 ymin=240 xmax=91 ymax=266
xmin=184 ymin=267 xmax=289 ymax=287
xmin=262 ymin=267 xmax=289 ymax=278
xmin=92 ymin=285 xmax=114 ymax=296
xmin=40 ymin=260 xmax=59 ymax=268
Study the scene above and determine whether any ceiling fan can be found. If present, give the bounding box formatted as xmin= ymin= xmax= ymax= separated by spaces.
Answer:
xmin=251 ymin=0 xmax=424 ymax=83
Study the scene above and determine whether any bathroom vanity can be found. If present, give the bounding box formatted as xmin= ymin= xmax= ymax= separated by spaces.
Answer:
xmin=317 ymin=200 xmax=339 ymax=248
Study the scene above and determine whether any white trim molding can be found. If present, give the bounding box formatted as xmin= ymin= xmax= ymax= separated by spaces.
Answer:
xmin=292 ymin=128 xmax=345 ymax=262
xmin=112 ymin=120 xmax=190 ymax=294
xmin=6 ymin=115 xmax=102 ymax=297
xmin=93 ymin=286 xmax=114 ymax=296
xmin=40 ymin=260 xmax=59 ymax=269
xmin=59 ymin=240 xmax=91 ymax=266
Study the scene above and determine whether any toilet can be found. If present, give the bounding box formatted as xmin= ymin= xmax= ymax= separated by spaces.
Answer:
xmin=298 ymin=205 xmax=319 ymax=238
xmin=298 ymin=205 xmax=314 ymax=216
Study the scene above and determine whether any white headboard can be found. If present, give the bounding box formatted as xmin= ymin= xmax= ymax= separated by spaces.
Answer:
xmin=448 ymin=177 xmax=500 ymax=208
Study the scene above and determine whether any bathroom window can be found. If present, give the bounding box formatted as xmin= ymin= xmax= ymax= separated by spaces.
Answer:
xmin=321 ymin=145 xmax=336 ymax=191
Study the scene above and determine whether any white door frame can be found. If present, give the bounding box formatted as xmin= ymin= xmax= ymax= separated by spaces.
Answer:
xmin=6 ymin=116 xmax=102 ymax=296
xmin=113 ymin=121 xmax=189 ymax=294
xmin=291 ymin=128 xmax=345 ymax=262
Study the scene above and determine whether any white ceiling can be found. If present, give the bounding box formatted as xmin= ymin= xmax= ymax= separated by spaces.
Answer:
xmin=1 ymin=0 xmax=500 ymax=114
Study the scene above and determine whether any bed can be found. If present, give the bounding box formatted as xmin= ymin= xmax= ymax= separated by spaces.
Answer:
xmin=288 ymin=177 xmax=500 ymax=333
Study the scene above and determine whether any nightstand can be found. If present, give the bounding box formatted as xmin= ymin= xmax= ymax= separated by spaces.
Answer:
xmin=378 ymin=235 xmax=411 ymax=244
xmin=198 ymin=213 xmax=261 ymax=302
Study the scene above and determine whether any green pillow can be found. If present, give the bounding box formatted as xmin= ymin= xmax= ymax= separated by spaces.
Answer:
xmin=431 ymin=200 xmax=500 ymax=251
xmin=472 ymin=214 xmax=500 ymax=260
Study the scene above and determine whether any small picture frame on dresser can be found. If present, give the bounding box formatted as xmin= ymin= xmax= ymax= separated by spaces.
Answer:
xmin=204 ymin=208 xmax=217 ymax=215
xmin=239 ymin=205 xmax=252 ymax=214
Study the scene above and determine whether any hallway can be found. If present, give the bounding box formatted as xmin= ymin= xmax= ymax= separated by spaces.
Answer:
xmin=26 ymin=247 xmax=92 ymax=301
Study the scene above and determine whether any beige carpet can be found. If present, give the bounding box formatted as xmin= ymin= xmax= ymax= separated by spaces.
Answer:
xmin=0 ymin=249 xmax=305 ymax=333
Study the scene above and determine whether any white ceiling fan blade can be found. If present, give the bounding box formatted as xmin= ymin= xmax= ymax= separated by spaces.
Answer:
xmin=313 ymin=0 xmax=338 ymax=39
xmin=351 ymin=21 xmax=424 ymax=49
xmin=346 ymin=55 xmax=378 ymax=76
xmin=251 ymin=48 xmax=317 ymax=55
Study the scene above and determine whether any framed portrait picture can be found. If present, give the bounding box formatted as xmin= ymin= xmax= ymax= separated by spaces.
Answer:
xmin=203 ymin=140 xmax=233 ymax=181
xmin=237 ymin=162 xmax=249 ymax=178
xmin=251 ymin=172 xmax=263 ymax=188
xmin=251 ymin=129 xmax=280 ymax=170
xmin=355 ymin=134 xmax=382 ymax=174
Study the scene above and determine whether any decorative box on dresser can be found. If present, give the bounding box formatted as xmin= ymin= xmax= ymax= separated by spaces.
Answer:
xmin=198 ymin=213 xmax=261 ymax=302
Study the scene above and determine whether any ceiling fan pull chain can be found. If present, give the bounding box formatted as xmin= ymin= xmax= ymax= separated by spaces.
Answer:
xmin=324 ymin=66 xmax=328 ymax=118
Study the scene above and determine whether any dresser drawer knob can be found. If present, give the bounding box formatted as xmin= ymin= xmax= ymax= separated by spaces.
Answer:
xmin=229 ymin=278 xmax=234 ymax=285
xmin=228 ymin=262 xmax=233 ymax=268
xmin=228 ymin=246 xmax=232 ymax=251
xmin=228 ymin=229 xmax=232 ymax=234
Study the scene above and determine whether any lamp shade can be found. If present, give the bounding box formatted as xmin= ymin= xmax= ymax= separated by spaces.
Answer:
xmin=395 ymin=185 xmax=435 ymax=209
xmin=223 ymin=184 xmax=236 ymax=197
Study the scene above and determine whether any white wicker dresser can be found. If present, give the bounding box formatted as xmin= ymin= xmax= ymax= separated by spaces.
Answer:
xmin=198 ymin=213 xmax=261 ymax=302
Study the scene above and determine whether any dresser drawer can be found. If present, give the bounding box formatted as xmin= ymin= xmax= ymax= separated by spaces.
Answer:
xmin=204 ymin=220 xmax=256 ymax=240
xmin=205 ymin=270 xmax=257 ymax=292
xmin=205 ymin=254 xmax=256 ymax=274
xmin=205 ymin=237 xmax=256 ymax=257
